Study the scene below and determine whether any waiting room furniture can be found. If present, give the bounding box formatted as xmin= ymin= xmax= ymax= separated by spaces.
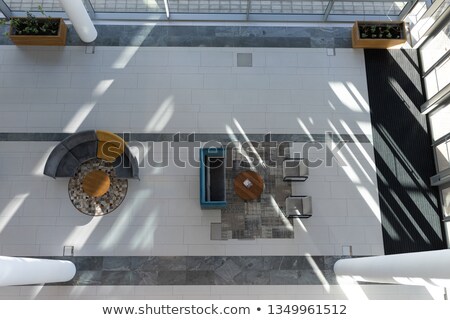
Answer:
xmin=112 ymin=146 xmax=140 ymax=180
xmin=44 ymin=130 xmax=97 ymax=178
xmin=200 ymin=147 xmax=227 ymax=209
xmin=44 ymin=130 xmax=139 ymax=180
xmin=284 ymin=196 xmax=312 ymax=218
xmin=234 ymin=170 xmax=264 ymax=201
xmin=68 ymin=159 xmax=128 ymax=216
xmin=282 ymin=158 xmax=309 ymax=182
xmin=96 ymin=130 xmax=125 ymax=162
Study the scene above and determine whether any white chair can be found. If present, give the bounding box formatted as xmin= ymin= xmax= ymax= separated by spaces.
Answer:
xmin=282 ymin=158 xmax=308 ymax=182
xmin=284 ymin=196 xmax=312 ymax=218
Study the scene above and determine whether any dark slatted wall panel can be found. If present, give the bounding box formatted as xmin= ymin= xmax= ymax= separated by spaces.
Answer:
xmin=365 ymin=49 xmax=445 ymax=254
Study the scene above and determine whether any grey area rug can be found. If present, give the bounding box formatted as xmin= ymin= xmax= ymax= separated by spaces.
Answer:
xmin=221 ymin=142 xmax=293 ymax=239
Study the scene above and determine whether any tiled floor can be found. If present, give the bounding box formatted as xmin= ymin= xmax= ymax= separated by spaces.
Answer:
xmin=0 ymin=284 xmax=445 ymax=300
xmin=0 ymin=46 xmax=370 ymax=135
xmin=0 ymin=46 xmax=381 ymax=257
xmin=0 ymin=44 xmax=394 ymax=299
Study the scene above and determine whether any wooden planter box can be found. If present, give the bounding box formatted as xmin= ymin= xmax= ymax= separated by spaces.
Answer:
xmin=352 ymin=21 xmax=407 ymax=49
xmin=9 ymin=18 xmax=67 ymax=46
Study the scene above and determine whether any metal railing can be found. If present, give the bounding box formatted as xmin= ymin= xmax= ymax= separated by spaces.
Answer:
xmin=0 ymin=0 xmax=416 ymax=22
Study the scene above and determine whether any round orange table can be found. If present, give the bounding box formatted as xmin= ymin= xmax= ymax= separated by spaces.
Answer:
xmin=234 ymin=170 xmax=264 ymax=201
xmin=82 ymin=170 xmax=111 ymax=197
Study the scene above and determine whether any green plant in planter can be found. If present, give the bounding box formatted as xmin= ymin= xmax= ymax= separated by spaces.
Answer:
xmin=359 ymin=24 xmax=402 ymax=40
xmin=0 ymin=5 xmax=59 ymax=36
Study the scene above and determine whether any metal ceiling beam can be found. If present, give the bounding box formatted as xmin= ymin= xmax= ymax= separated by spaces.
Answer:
xmin=420 ymin=0 xmax=446 ymax=19
xmin=0 ymin=0 xmax=12 ymax=19
xmin=83 ymin=0 xmax=96 ymax=20
xmin=421 ymin=82 xmax=450 ymax=114
xmin=398 ymin=0 xmax=418 ymax=21
xmin=323 ymin=0 xmax=335 ymax=21
xmin=246 ymin=0 xmax=251 ymax=20
xmin=90 ymin=12 xmax=402 ymax=23
xmin=418 ymin=6 xmax=450 ymax=47
xmin=164 ymin=0 xmax=170 ymax=19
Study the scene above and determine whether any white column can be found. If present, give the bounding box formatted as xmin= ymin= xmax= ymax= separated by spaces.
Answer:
xmin=58 ymin=0 xmax=97 ymax=43
xmin=334 ymin=249 xmax=450 ymax=287
xmin=0 ymin=256 xmax=76 ymax=286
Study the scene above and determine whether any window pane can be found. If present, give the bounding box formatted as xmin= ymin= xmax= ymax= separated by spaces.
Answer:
xmin=443 ymin=186 xmax=450 ymax=217
xmin=444 ymin=185 xmax=450 ymax=245
xmin=429 ymin=103 xmax=450 ymax=142
xmin=415 ymin=0 xmax=450 ymax=40
xmin=3 ymin=0 xmax=63 ymax=12
xmin=424 ymin=56 xmax=450 ymax=99
xmin=330 ymin=1 xmax=406 ymax=15
xmin=251 ymin=0 xmax=328 ymax=14
xmin=435 ymin=140 xmax=450 ymax=172
xmin=424 ymin=69 xmax=439 ymax=98
xmin=435 ymin=56 xmax=450 ymax=90
xmin=171 ymin=0 xmax=248 ymax=13
xmin=91 ymin=0 xmax=165 ymax=13
xmin=420 ymin=22 xmax=450 ymax=72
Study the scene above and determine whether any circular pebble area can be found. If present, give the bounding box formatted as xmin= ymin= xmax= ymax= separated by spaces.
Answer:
xmin=68 ymin=158 xmax=128 ymax=216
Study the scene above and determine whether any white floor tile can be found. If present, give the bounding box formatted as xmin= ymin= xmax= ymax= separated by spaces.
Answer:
xmin=169 ymin=51 xmax=201 ymax=66
xmin=266 ymin=52 xmax=298 ymax=67
xmin=0 ymin=46 xmax=382 ymax=258
xmin=204 ymin=74 xmax=237 ymax=89
xmin=201 ymin=51 xmax=233 ymax=67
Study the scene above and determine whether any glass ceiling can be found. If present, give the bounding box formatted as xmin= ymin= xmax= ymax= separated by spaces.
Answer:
xmin=0 ymin=0 xmax=415 ymax=22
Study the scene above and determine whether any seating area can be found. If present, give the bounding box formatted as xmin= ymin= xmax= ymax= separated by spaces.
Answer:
xmin=0 ymin=43 xmax=413 ymax=299
xmin=285 ymin=196 xmax=313 ymax=218
xmin=281 ymin=157 xmax=312 ymax=218
xmin=1 ymin=0 xmax=450 ymax=302
xmin=282 ymin=158 xmax=309 ymax=182
xmin=44 ymin=130 xmax=139 ymax=180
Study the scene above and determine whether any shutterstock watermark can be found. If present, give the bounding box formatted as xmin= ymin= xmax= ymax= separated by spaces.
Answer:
xmin=111 ymin=132 xmax=348 ymax=169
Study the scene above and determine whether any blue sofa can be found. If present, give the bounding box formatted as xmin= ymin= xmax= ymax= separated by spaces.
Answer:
xmin=199 ymin=147 xmax=227 ymax=209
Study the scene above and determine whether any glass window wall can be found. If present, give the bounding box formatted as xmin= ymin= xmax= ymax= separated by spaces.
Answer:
xmin=0 ymin=0 xmax=415 ymax=21
xmin=436 ymin=139 xmax=450 ymax=172
xmin=330 ymin=1 xmax=406 ymax=15
xmin=429 ymin=103 xmax=450 ymax=142
xmin=3 ymin=0 xmax=63 ymax=12
xmin=419 ymin=5 xmax=450 ymax=247
xmin=420 ymin=22 xmax=450 ymax=73
xmin=414 ymin=0 xmax=450 ymax=40
xmin=250 ymin=0 xmax=327 ymax=14
xmin=424 ymin=56 xmax=450 ymax=98
xmin=171 ymin=0 xmax=248 ymax=13
xmin=443 ymin=184 xmax=450 ymax=246
xmin=92 ymin=0 xmax=165 ymax=13
xmin=443 ymin=185 xmax=450 ymax=217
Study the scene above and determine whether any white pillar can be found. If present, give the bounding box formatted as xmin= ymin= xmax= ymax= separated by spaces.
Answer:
xmin=58 ymin=0 xmax=97 ymax=43
xmin=334 ymin=249 xmax=450 ymax=287
xmin=0 ymin=256 xmax=76 ymax=286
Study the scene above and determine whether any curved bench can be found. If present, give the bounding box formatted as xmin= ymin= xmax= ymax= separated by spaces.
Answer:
xmin=44 ymin=130 xmax=139 ymax=180
xmin=44 ymin=130 xmax=97 ymax=178
xmin=113 ymin=146 xmax=140 ymax=180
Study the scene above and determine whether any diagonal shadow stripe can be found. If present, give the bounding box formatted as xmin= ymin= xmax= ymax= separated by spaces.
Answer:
xmin=365 ymin=48 xmax=445 ymax=254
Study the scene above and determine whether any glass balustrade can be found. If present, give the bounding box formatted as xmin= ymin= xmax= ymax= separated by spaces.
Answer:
xmin=0 ymin=0 xmax=411 ymax=21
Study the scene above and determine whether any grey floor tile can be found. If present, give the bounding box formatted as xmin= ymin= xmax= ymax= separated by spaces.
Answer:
xmin=157 ymin=271 xmax=187 ymax=285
